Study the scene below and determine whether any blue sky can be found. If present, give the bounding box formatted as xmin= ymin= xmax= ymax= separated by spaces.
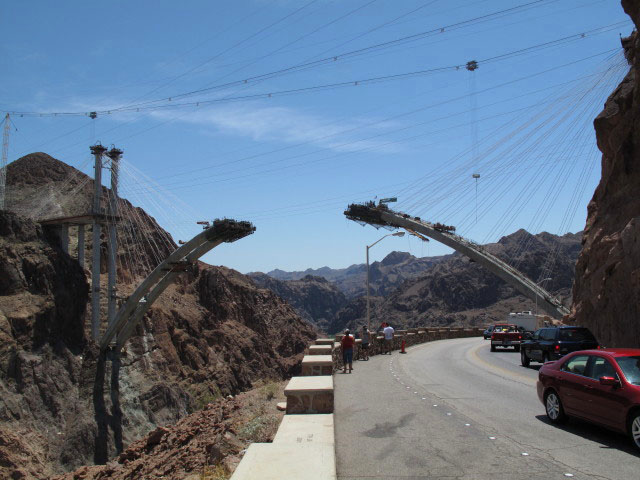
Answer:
xmin=1 ymin=0 xmax=633 ymax=273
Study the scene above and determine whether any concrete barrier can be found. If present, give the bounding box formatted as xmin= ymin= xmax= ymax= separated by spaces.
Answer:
xmin=273 ymin=413 xmax=334 ymax=445
xmin=332 ymin=325 xmax=482 ymax=366
xmin=284 ymin=376 xmax=334 ymax=414
xmin=230 ymin=443 xmax=335 ymax=480
xmin=301 ymin=355 xmax=333 ymax=376
xmin=308 ymin=345 xmax=332 ymax=356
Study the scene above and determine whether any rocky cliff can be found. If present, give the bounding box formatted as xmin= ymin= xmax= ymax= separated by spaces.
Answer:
xmin=0 ymin=154 xmax=316 ymax=478
xmin=249 ymin=273 xmax=347 ymax=332
xmin=570 ymin=0 xmax=640 ymax=347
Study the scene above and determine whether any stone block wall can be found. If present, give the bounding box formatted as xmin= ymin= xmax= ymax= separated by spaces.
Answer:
xmin=331 ymin=327 xmax=483 ymax=364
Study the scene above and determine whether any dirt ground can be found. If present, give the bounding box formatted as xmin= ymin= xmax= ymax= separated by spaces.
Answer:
xmin=53 ymin=379 xmax=288 ymax=480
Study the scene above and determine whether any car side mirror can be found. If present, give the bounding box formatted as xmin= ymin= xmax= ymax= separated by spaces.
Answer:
xmin=599 ymin=376 xmax=619 ymax=387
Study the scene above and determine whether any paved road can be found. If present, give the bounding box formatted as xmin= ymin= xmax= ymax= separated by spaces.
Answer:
xmin=334 ymin=337 xmax=639 ymax=480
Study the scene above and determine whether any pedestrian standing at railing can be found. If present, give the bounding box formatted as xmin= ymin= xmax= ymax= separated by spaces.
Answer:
xmin=383 ymin=323 xmax=395 ymax=354
xmin=341 ymin=329 xmax=355 ymax=373
xmin=360 ymin=325 xmax=370 ymax=360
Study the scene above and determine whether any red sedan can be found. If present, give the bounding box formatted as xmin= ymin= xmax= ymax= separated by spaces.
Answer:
xmin=537 ymin=349 xmax=640 ymax=450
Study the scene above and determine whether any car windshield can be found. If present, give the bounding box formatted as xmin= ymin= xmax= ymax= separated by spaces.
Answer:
xmin=615 ymin=356 xmax=640 ymax=385
xmin=558 ymin=328 xmax=596 ymax=342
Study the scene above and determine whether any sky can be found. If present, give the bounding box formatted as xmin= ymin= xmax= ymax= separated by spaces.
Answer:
xmin=1 ymin=0 xmax=633 ymax=274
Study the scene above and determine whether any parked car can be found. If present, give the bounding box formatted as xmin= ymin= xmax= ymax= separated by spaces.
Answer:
xmin=521 ymin=326 xmax=599 ymax=366
xmin=483 ymin=325 xmax=495 ymax=340
xmin=537 ymin=349 xmax=640 ymax=451
xmin=490 ymin=324 xmax=523 ymax=352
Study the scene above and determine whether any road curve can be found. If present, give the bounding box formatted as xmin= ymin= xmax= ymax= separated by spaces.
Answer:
xmin=334 ymin=337 xmax=639 ymax=480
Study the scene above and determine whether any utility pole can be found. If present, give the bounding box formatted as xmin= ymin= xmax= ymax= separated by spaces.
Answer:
xmin=90 ymin=144 xmax=107 ymax=341
xmin=106 ymin=147 xmax=122 ymax=328
xmin=0 ymin=113 xmax=10 ymax=211
xmin=366 ymin=245 xmax=370 ymax=331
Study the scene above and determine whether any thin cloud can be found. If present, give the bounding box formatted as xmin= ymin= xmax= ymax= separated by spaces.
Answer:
xmin=153 ymin=104 xmax=404 ymax=154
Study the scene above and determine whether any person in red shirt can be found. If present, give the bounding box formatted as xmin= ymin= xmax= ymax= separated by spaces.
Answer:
xmin=341 ymin=329 xmax=355 ymax=373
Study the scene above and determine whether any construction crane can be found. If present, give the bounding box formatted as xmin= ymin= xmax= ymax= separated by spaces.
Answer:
xmin=0 ymin=113 xmax=10 ymax=211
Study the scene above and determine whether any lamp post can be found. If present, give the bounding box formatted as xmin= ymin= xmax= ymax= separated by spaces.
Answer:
xmin=535 ymin=277 xmax=552 ymax=316
xmin=366 ymin=231 xmax=405 ymax=331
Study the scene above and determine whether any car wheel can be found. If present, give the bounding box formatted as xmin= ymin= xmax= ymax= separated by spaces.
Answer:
xmin=629 ymin=411 xmax=640 ymax=451
xmin=521 ymin=349 xmax=530 ymax=367
xmin=545 ymin=390 xmax=566 ymax=424
xmin=490 ymin=344 xmax=496 ymax=352
xmin=543 ymin=352 xmax=550 ymax=363
xmin=514 ymin=345 xmax=520 ymax=352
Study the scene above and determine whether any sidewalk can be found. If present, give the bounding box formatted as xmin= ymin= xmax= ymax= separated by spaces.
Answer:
xmin=334 ymin=350 xmax=451 ymax=479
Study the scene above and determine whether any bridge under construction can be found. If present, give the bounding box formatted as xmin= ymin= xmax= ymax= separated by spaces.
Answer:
xmin=345 ymin=201 xmax=570 ymax=319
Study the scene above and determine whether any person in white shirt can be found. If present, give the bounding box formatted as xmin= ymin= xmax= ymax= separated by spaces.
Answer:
xmin=383 ymin=323 xmax=394 ymax=354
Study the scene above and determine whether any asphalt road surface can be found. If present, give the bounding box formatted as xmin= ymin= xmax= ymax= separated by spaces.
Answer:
xmin=334 ymin=337 xmax=639 ymax=480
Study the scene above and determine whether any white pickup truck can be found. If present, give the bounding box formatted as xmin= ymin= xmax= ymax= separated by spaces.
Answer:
xmin=506 ymin=312 xmax=539 ymax=332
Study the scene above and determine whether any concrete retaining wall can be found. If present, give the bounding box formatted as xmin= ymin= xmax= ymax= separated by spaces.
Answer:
xmin=334 ymin=327 xmax=483 ymax=361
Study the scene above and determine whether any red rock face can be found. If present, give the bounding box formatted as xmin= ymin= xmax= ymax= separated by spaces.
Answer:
xmin=570 ymin=1 xmax=640 ymax=347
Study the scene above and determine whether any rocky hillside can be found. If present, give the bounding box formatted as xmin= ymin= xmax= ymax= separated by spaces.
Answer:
xmin=376 ymin=230 xmax=578 ymax=331
xmin=570 ymin=0 xmax=640 ymax=348
xmin=325 ymin=229 xmax=581 ymax=333
xmin=0 ymin=154 xmax=316 ymax=478
xmin=54 ymin=380 xmax=289 ymax=480
xmin=249 ymin=273 xmax=346 ymax=332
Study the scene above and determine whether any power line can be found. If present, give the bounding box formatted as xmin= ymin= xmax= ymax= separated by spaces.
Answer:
xmin=116 ymin=0 xmax=320 ymax=110
xmin=4 ymin=0 xmax=568 ymax=118
xmin=103 ymin=0 xmax=561 ymax=111
xmin=4 ymin=20 xmax=625 ymax=119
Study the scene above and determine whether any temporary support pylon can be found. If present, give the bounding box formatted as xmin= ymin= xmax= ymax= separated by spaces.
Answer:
xmin=90 ymin=144 xmax=107 ymax=340
xmin=106 ymin=147 xmax=122 ymax=328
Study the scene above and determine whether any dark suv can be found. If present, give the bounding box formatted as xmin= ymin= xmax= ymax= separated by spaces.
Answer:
xmin=520 ymin=326 xmax=599 ymax=367
xmin=483 ymin=325 xmax=495 ymax=340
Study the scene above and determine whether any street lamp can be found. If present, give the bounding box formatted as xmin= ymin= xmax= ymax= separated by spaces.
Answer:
xmin=366 ymin=231 xmax=405 ymax=331
xmin=535 ymin=277 xmax=552 ymax=316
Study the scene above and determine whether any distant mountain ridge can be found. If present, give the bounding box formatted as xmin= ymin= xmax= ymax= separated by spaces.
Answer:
xmin=261 ymin=251 xmax=448 ymax=299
